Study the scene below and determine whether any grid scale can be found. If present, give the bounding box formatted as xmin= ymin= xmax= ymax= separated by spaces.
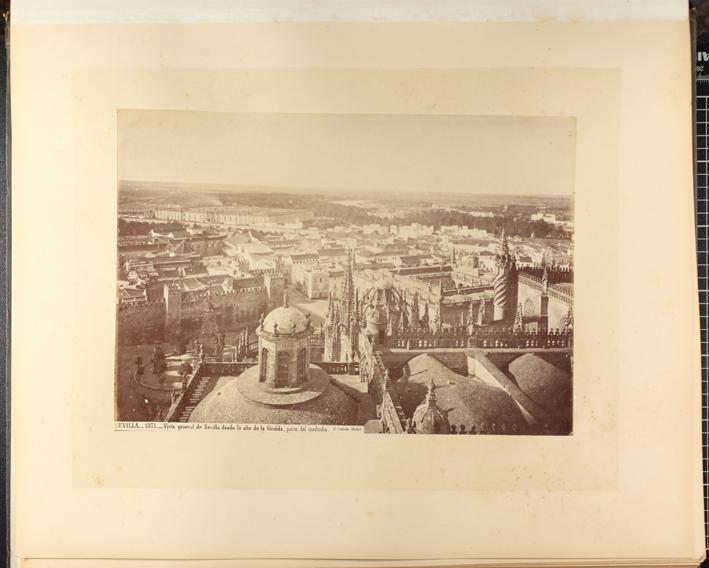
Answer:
xmin=696 ymin=41 xmax=709 ymax=552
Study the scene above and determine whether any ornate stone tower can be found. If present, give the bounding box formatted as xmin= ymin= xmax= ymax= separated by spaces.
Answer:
xmin=257 ymin=293 xmax=313 ymax=389
xmin=492 ymin=229 xmax=518 ymax=323
xmin=323 ymin=248 xmax=361 ymax=362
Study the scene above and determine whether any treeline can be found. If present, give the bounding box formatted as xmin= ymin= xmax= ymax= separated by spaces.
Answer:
xmin=118 ymin=218 xmax=184 ymax=236
xmin=223 ymin=192 xmax=379 ymax=225
xmin=397 ymin=210 xmax=570 ymax=240
xmin=124 ymin=192 xmax=571 ymax=240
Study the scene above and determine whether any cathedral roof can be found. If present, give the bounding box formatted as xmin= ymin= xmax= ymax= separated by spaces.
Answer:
xmin=189 ymin=365 xmax=359 ymax=425
xmin=504 ymin=353 xmax=571 ymax=420
xmin=396 ymin=354 xmax=527 ymax=431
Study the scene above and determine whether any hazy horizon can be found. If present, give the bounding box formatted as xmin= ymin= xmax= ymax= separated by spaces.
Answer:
xmin=118 ymin=179 xmax=574 ymax=204
xmin=118 ymin=111 xmax=576 ymax=198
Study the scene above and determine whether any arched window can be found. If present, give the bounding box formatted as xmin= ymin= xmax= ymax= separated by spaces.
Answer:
xmin=259 ymin=348 xmax=268 ymax=382
xmin=297 ymin=348 xmax=307 ymax=381
xmin=276 ymin=352 xmax=290 ymax=387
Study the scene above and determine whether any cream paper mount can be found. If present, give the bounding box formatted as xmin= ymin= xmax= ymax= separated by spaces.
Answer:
xmin=11 ymin=20 xmax=702 ymax=562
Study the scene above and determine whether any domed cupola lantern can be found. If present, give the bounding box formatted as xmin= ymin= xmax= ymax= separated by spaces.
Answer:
xmin=257 ymin=291 xmax=313 ymax=389
xmin=412 ymin=379 xmax=450 ymax=434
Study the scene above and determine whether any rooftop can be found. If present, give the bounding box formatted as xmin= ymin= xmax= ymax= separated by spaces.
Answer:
xmin=395 ymin=354 xmax=527 ymax=430
xmin=189 ymin=365 xmax=359 ymax=425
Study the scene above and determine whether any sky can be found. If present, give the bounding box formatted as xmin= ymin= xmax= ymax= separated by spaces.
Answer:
xmin=118 ymin=111 xmax=575 ymax=197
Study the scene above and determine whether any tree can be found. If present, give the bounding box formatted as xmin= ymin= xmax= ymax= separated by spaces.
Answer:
xmin=152 ymin=346 xmax=167 ymax=377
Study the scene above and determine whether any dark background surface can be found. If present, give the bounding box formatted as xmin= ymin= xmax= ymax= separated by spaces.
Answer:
xmin=695 ymin=2 xmax=709 ymax=567
xmin=1 ymin=1 xmax=9 ymax=566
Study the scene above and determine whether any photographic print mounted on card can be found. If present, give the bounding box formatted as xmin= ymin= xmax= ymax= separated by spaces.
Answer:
xmin=115 ymin=111 xmax=574 ymax=435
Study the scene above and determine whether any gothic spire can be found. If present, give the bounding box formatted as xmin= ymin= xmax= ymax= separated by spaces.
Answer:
xmin=541 ymin=263 xmax=549 ymax=294
xmin=399 ymin=310 xmax=408 ymax=333
xmin=354 ymin=289 xmax=360 ymax=326
xmin=513 ymin=302 xmax=524 ymax=333
xmin=432 ymin=302 xmax=441 ymax=334
xmin=464 ymin=299 xmax=473 ymax=331
xmin=410 ymin=292 xmax=420 ymax=329
xmin=343 ymin=247 xmax=355 ymax=324
xmin=477 ymin=294 xmax=487 ymax=326
xmin=327 ymin=290 xmax=335 ymax=325
xmin=498 ymin=228 xmax=509 ymax=256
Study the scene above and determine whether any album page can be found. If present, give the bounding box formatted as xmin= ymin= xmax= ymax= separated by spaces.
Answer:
xmin=10 ymin=3 xmax=704 ymax=565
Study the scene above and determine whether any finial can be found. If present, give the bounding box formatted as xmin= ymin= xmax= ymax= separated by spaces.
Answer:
xmin=283 ymin=290 xmax=289 ymax=308
xmin=513 ymin=303 xmax=524 ymax=333
xmin=426 ymin=379 xmax=437 ymax=404
xmin=541 ymin=263 xmax=549 ymax=294
xmin=477 ymin=293 xmax=487 ymax=326
xmin=499 ymin=228 xmax=509 ymax=256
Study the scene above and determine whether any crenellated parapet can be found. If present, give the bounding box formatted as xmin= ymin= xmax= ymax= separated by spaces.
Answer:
xmin=386 ymin=328 xmax=572 ymax=350
xmin=519 ymin=265 xmax=573 ymax=283
xmin=181 ymin=286 xmax=265 ymax=303
xmin=117 ymin=299 xmax=166 ymax=313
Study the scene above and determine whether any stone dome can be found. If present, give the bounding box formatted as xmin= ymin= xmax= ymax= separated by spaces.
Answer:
xmin=411 ymin=380 xmax=450 ymax=434
xmin=262 ymin=306 xmax=309 ymax=334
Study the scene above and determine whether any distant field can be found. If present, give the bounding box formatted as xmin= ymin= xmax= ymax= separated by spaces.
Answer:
xmin=118 ymin=180 xmax=573 ymax=211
